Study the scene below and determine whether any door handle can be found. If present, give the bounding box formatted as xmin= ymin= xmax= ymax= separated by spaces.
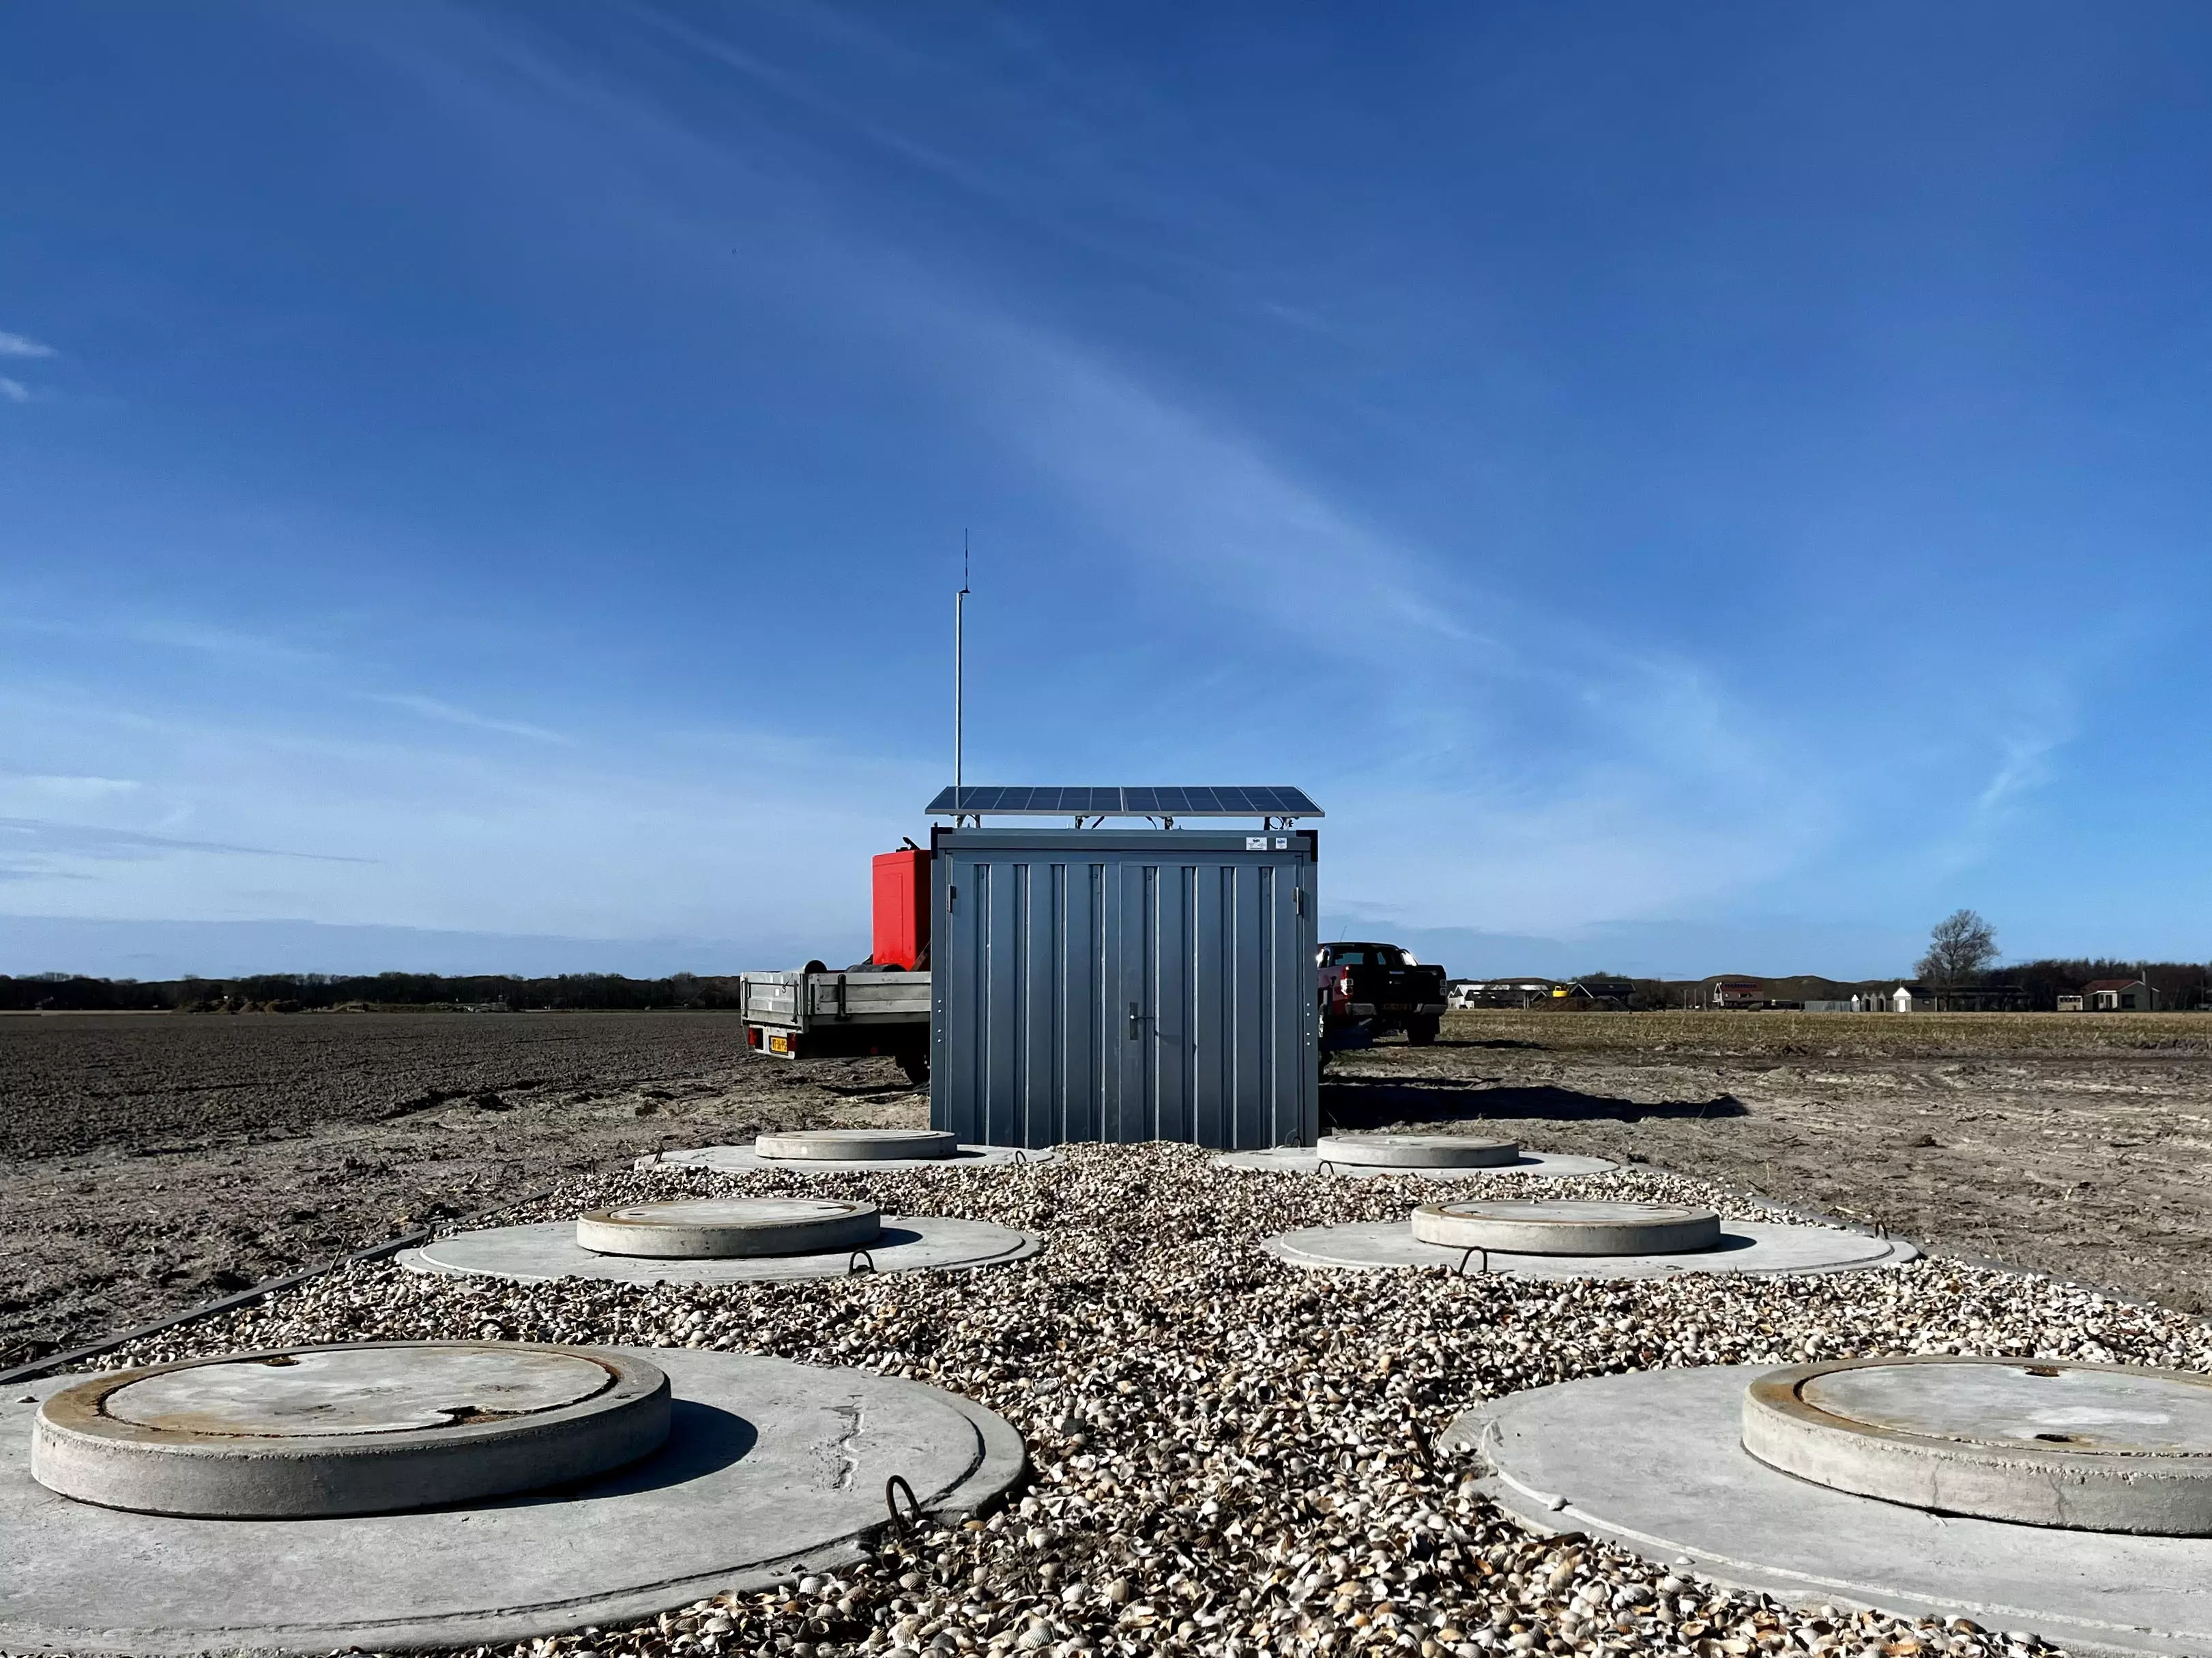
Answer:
xmin=1126 ymin=1001 xmax=1142 ymax=1041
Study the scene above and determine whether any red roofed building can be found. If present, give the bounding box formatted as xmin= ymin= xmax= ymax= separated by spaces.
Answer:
xmin=2084 ymin=978 xmax=2157 ymax=1011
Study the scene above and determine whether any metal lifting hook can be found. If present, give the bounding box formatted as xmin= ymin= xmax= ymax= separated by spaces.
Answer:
xmin=884 ymin=1474 xmax=922 ymax=1536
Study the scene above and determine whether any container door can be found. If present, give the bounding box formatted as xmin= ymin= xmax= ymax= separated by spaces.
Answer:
xmin=931 ymin=849 xmax=1114 ymax=1149
xmin=1104 ymin=858 xmax=1195 ymax=1145
xmin=1102 ymin=849 xmax=1313 ymax=1148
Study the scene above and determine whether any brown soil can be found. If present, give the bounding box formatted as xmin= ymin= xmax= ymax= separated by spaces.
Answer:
xmin=0 ymin=1011 xmax=921 ymax=1368
xmin=1330 ymin=1010 xmax=2212 ymax=1312
xmin=8 ymin=1006 xmax=2211 ymax=1369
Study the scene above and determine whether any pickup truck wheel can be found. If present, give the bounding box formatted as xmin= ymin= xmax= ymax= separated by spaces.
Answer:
xmin=1406 ymin=1015 xmax=1440 ymax=1046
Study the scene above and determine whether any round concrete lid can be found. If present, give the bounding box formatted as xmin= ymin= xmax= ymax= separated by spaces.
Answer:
xmin=413 ymin=1213 xmax=1039 ymax=1285
xmin=1744 ymin=1355 xmax=2212 ymax=1532
xmin=1265 ymin=1217 xmax=1914 ymax=1279
xmin=647 ymin=1141 xmax=1054 ymax=1174
xmin=1412 ymin=1199 xmax=1722 ymax=1255
xmin=1212 ymin=1146 xmax=1620 ymax=1181
xmin=32 ymin=1343 xmax=670 ymax=1519
xmin=577 ymin=1197 xmax=879 ymax=1259
xmin=4 ymin=1348 xmax=1025 ymax=1655
xmin=1447 ymin=1364 xmax=2212 ymax=1650
xmin=1318 ymin=1134 xmax=1520 ymax=1168
xmin=102 ymin=1345 xmax=613 ymax=1436
xmin=753 ymin=1128 xmax=960 ymax=1161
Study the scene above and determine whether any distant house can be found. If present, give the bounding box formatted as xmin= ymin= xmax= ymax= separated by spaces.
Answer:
xmin=2056 ymin=993 xmax=2085 ymax=1013
xmin=1570 ymin=979 xmax=1635 ymax=1000
xmin=2084 ymin=978 xmax=2157 ymax=1012
xmin=1709 ymin=980 xmax=1765 ymax=1009
xmin=1563 ymin=979 xmax=1635 ymax=1008
xmin=1450 ymin=978 xmax=1556 ymax=1009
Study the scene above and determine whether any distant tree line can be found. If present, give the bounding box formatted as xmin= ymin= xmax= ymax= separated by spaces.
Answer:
xmin=1554 ymin=970 xmax=2209 ymax=1013
xmin=0 ymin=971 xmax=746 ymax=1013
xmin=1904 ymin=910 xmax=2209 ymax=1009
xmin=1998 ymin=959 xmax=2208 ymax=1010
xmin=1487 ymin=960 xmax=2211 ymax=1013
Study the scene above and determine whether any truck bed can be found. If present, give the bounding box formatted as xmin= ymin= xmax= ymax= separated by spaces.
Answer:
xmin=738 ymin=970 xmax=932 ymax=1031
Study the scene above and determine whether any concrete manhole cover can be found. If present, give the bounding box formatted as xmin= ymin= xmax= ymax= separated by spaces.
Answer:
xmin=1412 ymin=1199 xmax=1722 ymax=1255
xmin=1212 ymin=1145 xmax=1618 ymax=1180
xmin=754 ymin=1129 xmax=960 ymax=1161
xmin=577 ymin=1197 xmax=881 ymax=1258
xmin=32 ymin=1343 xmax=669 ymax=1518
xmin=411 ymin=1213 xmax=1040 ymax=1284
xmin=3 ymin=1348 xmax=1025 ymax=1655
xmin=1262 ymin=1218 xmax=1917 ymax=1279
xmin=1744 ymin=1356 xmax=2212 ymax=1532
xmin=1444 ymin=1363 xmax=2212 ymax=1655
xmin=1317 ymin=1134 xmax=1520 ymax=1168
xmin=641 ymin=1141 xmax=1056 ymax=1174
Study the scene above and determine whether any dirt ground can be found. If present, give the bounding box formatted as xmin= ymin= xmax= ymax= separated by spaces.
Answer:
xmin=5 ymin=1006 xmax=2211 ymax=1368
xmin=0 ymin=1011 xmax=922 ymax=1368
xmin=1328 ymin=1010 xmax=2212 ymax=1313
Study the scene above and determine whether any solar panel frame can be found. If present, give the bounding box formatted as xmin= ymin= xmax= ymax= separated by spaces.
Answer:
xmin=925 ymin=786 xmax=1320 ymax=817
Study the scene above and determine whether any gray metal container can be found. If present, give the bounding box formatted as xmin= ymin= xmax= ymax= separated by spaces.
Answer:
xmin=929 ymin=828 xmax=1318 ymax=1150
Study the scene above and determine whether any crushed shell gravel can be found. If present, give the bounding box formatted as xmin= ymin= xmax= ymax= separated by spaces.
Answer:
xmin=24 ymin=1141 xmax=2201 ymax=1658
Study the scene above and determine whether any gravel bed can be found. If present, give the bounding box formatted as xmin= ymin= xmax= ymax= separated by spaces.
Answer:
xmin=37 ymin=1144 xmax=2211 ymax=1658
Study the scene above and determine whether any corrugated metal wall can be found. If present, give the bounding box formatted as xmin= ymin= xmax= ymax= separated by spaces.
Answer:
xmin=929 ymin=829 xmax=1318 ymax=1150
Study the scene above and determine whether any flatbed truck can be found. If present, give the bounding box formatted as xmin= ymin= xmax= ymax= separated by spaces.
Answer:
xmin=738 ymin=846 xmax=934 ymax=1083
xmin=738 ymin=968 xmax=931 ymax=1083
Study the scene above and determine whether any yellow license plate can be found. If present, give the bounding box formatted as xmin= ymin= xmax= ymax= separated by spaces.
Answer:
xmin=768 ymin=1032 xmax=791 ymax=1054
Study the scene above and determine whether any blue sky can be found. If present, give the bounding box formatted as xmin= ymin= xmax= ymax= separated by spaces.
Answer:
xmin=4 ymin=1 xmax=2210 ymax=981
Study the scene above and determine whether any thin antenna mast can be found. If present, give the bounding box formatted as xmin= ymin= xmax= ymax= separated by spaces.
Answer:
xmin=954 ymin=534 xmax=970 ymax=817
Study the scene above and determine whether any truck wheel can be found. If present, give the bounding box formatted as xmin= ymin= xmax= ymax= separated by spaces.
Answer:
xmin=1407 ymin=1015 xmax=1440 ymax=1046
xmin=897 ymin=1051 xmax=930 ymax=1086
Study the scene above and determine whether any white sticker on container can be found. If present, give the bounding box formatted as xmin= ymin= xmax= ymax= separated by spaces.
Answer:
xmin=1245 ymin=836 xmax=1267 ymax=851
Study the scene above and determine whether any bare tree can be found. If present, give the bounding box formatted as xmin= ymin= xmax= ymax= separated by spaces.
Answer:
xmin=1918 ymin=909 xmax=1998 ymax=983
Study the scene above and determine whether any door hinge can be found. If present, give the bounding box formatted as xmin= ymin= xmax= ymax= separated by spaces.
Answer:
xmin=947 ymin=884 xmax=957 ymax=912
xmin=1294 ymin=886 xmax=1306 ymax=916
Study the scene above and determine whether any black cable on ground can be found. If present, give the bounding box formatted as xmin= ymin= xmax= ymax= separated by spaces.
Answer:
xmin=0 ymin=1184 xmax=560 ymax=1386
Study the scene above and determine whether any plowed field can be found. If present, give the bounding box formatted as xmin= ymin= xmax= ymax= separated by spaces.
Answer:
xmin=6 ymin=1007 xmax=2210 ymax=1369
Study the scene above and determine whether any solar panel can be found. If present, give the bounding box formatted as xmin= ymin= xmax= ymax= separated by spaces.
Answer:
xmin=925 ymin=787 xmax=1321 ymax=817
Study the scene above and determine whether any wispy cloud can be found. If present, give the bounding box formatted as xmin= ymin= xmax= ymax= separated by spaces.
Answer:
xmin=331 ymin=9 xmax=1844 ymax=934
xmin=0 ymin=817 xmax=375 ymax=867
xmin=0 ymin=681 xmax=927 ymax=944
xmin=370 ymin=692 xmax=569 ymax=744
xmin=42 ymin=5 xmax=2125 ymax=961
xmin=0 ymin=612 xmax=332 ymax=667
xmin=0 ymin=772 xmax=141 ymax=804
xmin=933 ymin=310 xmax=1483 ymax=663
xmin=1975 ymin=731 xmax=2059 ymax=817
xmin=1906 ymin=656 xmax=2079 ymax=880
xmin=0 ymin=378 xmax=29 ymax=405
xmin=0 ymin=331 xmax=55 ymax=359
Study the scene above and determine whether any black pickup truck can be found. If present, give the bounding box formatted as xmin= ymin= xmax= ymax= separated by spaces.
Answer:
xmin=1318 ymin=940 xmax=1449 ymax=1049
